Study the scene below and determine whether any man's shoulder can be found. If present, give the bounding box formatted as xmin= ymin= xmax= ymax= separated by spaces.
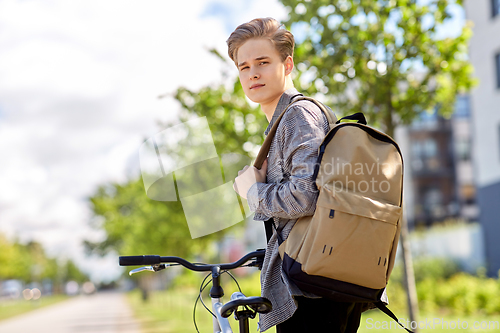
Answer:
xmin=281 ymin=98 xmax=330 ymax=126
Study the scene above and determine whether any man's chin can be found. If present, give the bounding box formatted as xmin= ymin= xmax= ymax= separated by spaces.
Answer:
xmin=247 ymin=93 xmax=265 ymax=104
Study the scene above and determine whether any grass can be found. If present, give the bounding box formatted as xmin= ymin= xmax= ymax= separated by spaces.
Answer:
xmin=127 ymin=287 xmax=261 ymax=333
xmin=127 ymin=271 xmax=262 ymax=333
xmin=0 ymin=294 xmax=69 ymax=321
xmin=126 ymin=270 xmax=500 ymax=332
xmin=128 ymin=289 xmax=500 ymax=333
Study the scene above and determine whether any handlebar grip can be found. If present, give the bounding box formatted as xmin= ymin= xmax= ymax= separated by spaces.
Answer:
xmin=119 ymin=255 xmax=161 ymax=266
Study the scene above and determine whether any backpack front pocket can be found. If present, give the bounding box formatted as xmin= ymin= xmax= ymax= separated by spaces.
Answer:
xmin=299 ymin=185 xmax=402 ymax=289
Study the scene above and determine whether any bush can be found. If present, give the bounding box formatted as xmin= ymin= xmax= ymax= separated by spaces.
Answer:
xmin=389 ymin=257 xmax=500 ymax=315
xmin=390 ymin=257 xmax=461 ymax=285
xmin=417 ymin=273 xmax=500 ymax=315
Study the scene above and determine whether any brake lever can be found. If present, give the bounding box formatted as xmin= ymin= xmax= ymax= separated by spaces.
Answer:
xmin=129 ymin=264 xmax=167 ymax=276
xmin=246 ymin=256 xmax=264 ymax=270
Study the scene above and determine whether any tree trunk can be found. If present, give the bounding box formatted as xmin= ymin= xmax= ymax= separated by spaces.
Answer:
xmin=139 ymin=275 xmax=151 ymax=303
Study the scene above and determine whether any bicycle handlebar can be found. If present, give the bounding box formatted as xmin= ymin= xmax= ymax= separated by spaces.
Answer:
xmin=119 ymin=249 xmax=265 ymax=272
xmin=119 ymin=255 xmax=162 ymax=266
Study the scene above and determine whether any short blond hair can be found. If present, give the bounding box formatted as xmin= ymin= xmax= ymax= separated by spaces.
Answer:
xmin=226 ymin=17 xmax=294 ymax=65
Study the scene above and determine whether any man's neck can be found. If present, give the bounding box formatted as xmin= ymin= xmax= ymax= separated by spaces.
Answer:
xmin=261 ymin=81 xmax=295 ymax=122
xmin=261 ymin=95 xmax=283 ymax=122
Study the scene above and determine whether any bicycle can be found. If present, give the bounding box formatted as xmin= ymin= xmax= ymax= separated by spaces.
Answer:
xmin=119 ymin=249 xmax=272 ymax=333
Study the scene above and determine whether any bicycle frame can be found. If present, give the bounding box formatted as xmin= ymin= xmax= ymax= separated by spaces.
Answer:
xmin=213 ymin=297 xmax=232 ymax=332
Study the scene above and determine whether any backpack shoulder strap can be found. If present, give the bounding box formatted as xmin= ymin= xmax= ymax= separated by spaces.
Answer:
xmin=297 ymin=96 xmax=337 ymax=128
xmin=264 ymin=218 xmax=284 ymax=245
xmin=253 ymin=96 xmax=336 ymax=169
xmin=375 ymin=302 xmax=414 ymax=333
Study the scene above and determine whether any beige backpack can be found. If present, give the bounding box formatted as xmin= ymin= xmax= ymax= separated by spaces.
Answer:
xmin=254 ymin=96 xmax=410 ymax=331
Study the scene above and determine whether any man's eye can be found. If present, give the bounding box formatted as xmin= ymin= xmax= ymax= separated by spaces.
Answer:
xmin=240 ymin=66 xmax=249 ymax=71
xmin=260 ymin=61 xmax=268 ymax=65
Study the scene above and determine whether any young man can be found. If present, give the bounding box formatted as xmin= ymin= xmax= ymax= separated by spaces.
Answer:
xmin=228 ymin=18 xmax=363 ymax=332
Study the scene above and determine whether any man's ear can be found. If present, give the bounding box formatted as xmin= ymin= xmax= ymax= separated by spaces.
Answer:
xmin=284 ymin=56 xmax=294 ymax=76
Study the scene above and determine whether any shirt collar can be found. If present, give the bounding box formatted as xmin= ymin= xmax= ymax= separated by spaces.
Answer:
xmin=264 ymin=88 xmax=302 ymax=136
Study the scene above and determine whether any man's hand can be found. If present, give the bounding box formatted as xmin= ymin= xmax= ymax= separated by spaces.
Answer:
xmin=233 ymin=158 xmax=268 ymax=199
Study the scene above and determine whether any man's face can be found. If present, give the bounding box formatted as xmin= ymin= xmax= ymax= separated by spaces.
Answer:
xmin=236 ymin=38 xmax=291 ymax=105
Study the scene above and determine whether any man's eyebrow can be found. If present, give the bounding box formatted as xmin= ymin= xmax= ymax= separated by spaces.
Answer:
xmin=255 ymin=56 xmax=270 ymax=61
xmin=238 ymin=56 xmax=270 ymax=67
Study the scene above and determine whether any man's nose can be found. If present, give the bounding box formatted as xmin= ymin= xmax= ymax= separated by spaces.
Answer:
xmin=250 ymin=69 xmax=260 ymax=79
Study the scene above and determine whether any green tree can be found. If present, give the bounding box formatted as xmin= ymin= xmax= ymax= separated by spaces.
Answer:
xmin=0 ymin=234 xmax=18 ymax=279
xmin=88 ymin=178 xmax=196 ymax=257
xmin=10 ymin=240 xmax=39 ymax=282
xmin=281 ymin=0 xmax=475 ymax=137
xmin=88 ymin=179 xmax=198 ymax=300
xmin=60 ymin=259 xmax=88 ymax=284
xmin=0 ymin=235 xmax=77 ymax=286
xmin=40 ymin=258 xmax=60 ymax=282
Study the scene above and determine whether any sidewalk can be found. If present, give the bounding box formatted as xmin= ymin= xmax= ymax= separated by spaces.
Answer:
xmin=0 ymin=292 xmax=141 ymax=333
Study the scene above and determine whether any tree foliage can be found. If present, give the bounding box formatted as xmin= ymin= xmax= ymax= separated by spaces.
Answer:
xmin=88 ymin=178 xmax=199 ymax=258
xmin=281 ymin=0 xmax=476 ymax=136
xmin=0 ymin=234 xmax=87 ymax=283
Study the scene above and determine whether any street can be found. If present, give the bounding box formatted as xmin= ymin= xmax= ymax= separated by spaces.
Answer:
xmin=0 ymin=292 xmax=141 ymax=333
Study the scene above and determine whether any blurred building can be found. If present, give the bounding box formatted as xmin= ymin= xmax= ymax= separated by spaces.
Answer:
xmin=401 ymin=95 xmax=478 ymax=227
xmin=464 ymin=0 xmax=500 ymax=276
xmin=393 ymin=93 xmax=483 ymax=273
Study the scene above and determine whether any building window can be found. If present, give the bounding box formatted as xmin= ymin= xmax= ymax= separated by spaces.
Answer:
xmin=411 ymin=108 xmax=438 ymax=130
xmin=455 ymin=138 xmax=471 ymax=161
xmin=411 ymin=138 xmax=439 ymax=171
xmin=493 ymin=0 xmax=500 ymax=17
xmin=496 ymin=53 xmax=500 ymax=88
xmin=454 ymin=95 xmax=470 ymax=118
xmin=423 ymin=187 xmax=444 ymax=218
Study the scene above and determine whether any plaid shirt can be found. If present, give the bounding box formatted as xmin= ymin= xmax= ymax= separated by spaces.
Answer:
xmin=247 ymin=88 xmax=330 ymax=332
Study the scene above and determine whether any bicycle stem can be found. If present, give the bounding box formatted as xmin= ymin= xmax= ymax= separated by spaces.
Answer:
xmin=209 ymin=266 xmax=230 ymax=333
xmin=209 ymin=266 xmax=224 ymax=299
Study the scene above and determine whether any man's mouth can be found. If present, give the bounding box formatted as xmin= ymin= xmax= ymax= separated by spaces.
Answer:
xmin=250 ymin=84 xmax=265 ymax=90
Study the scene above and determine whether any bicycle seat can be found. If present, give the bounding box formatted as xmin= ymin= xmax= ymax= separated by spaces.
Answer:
xmin=220 ymin=294 xmax=272 ymax=318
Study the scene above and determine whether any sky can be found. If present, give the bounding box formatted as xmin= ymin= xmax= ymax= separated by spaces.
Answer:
xmin=0 ymin=0 xmax=465 ymax=283
xmin=0 ymin=0 xmax=286 ymax=282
